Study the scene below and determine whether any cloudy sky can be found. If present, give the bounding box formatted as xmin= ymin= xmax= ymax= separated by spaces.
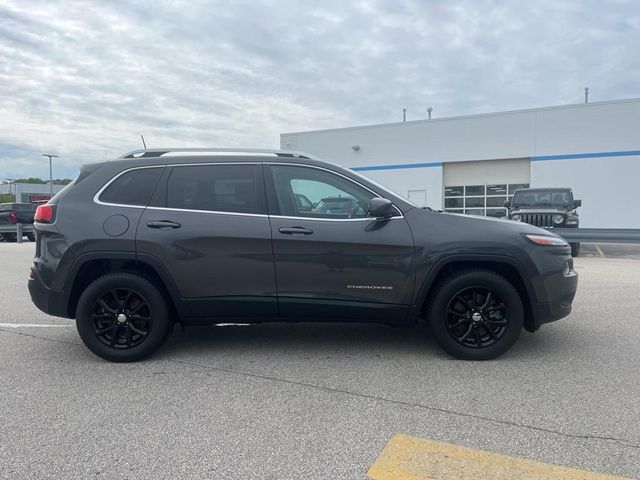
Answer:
xmin=1 ymin=0 xmax=639 ymax=179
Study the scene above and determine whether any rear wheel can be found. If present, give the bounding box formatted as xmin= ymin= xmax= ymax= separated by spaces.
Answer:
xmin=426 ymin=269 xmax=524 ymax=360
xmin=76 ymin=273 xmax=173 ymax=362
xmin=26 ymin=232 xmax=36 ymax=242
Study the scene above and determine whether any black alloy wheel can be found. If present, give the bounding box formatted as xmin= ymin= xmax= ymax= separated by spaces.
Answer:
xmin=91 ymin=288 xmax=152 ymax=349
xmin=76 ymin=273 xmax=172 ymax=362
xmin=446 ymin=287 xmax=508 ymax=349
xmin=426 ymin=269 xmax=524 ymax=360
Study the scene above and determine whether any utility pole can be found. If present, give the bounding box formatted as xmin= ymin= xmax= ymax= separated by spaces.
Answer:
xmin=427 ymin=107 xmax=433 ymax=119
xmin=403 ymin=108 xmax=406 ymax=122
xmin=41 ymin=154 xmax=58 ymax=198
xmin=584 ymin=87 xmax=589 ymax=103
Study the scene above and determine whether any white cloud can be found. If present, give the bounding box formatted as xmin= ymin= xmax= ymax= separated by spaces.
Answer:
xmin=0 ymin=0 xmax=639 ymax=179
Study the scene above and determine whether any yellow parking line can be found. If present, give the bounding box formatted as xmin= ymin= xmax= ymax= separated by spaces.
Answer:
xmin=367 ymin=434 xmax=633 ymax=480
xmin=595 ymin=244 xmax=606 ymax=258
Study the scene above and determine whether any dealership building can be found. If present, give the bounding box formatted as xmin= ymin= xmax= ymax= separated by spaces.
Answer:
xmin=281 ymin=98 xmax=640 ymax=228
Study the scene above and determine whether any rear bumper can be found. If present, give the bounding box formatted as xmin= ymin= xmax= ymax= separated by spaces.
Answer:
xmin=28 ymin=267 xmax=70 ymax=318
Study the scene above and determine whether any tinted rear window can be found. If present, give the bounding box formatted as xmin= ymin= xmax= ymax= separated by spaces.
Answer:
xmin=166 ymin=164 xmax=264 ymax=214
xmin=99 ymin=167 xmax=163 ymax=206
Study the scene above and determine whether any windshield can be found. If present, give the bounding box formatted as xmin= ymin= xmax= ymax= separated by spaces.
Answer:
xmin=512 ymin=190 xmax=572 ymax=207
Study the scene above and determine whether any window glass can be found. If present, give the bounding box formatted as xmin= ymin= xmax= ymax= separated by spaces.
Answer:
xmin=512 ymin=189 xmax=572 ymax=207
xmin=445 ymin=197 xmax=464 ymax=208
xmin=508 ymin=183 xmax=530 ymax=194
xmin=445 ymin=186 xmax=464 ymax=197
xmin=465 ymin=208 xmax=485 ymax=216
xmin=486 ymin=196 xmax=507 ymax=207
xmin=271 ymin=165 xmax=376 ymax=218
xmin=487 ymin=184 xmax=507 ymax=195
xmin=465 ymin=196 xmax=485 ymax=208
xmin=99 ymin=167 xmax=163 ymax=206
xmin=465 ymin=185 xmax=485 ymax=196
xmin=167 ymin=164 xmax=262 ymax=214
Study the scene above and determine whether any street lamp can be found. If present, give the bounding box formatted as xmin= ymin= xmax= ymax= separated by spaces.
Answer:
xmin=41 ymin=154 xmax=58 ymax=198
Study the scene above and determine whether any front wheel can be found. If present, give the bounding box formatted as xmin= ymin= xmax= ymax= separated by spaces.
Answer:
xmin=426 ymin=269 xmax=524 ymax=360
xmin=76 ymin=273 xmax=173 ymax=362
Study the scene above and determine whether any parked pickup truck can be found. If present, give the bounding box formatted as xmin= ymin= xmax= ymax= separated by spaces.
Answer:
xmin=0 ymin=203 xmax=36 ymax=242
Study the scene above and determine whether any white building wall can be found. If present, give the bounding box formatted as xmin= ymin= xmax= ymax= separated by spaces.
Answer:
xmin=531 ymin=155 xmax=640 ymax=228
xmin=356 ymin=166 xmax=443 ymax=210
xmin=281 ymin=98 xmax=640 ymax=228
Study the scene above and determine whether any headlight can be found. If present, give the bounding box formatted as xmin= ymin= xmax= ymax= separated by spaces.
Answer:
xmin=553 ymin=214 xmax=564 ymax=224
xmin=566 ymin=217 xmax=578 ymax=225
xmin=525 ymin=234 xmax=569 ymax=246
xmin=511 ymin=214 xmax=522 ymax=222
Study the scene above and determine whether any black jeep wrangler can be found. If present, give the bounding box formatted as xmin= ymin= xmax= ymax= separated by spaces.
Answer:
xmin=505 ymin=188 xmax=582 ymax=257
xmin=28 ymin=149 xmax=578 ymax=362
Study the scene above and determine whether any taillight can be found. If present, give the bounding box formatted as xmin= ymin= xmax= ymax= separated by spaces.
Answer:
xmin=34 ymin=204 xmax=55 ymax=223
xmin=9 ymin=211 xmax=17 ymax=224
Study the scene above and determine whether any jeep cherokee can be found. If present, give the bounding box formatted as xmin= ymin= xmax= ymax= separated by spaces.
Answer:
xmin=28 ymin=148 xmax=578 ymax=362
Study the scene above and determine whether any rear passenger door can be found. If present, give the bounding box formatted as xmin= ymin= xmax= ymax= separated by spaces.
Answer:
xmin=136 ymin=162 xmax=277 ymax=319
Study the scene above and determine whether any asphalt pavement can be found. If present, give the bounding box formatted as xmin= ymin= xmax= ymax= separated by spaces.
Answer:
xmin=0 ymin=242 xmax=639 ymax=479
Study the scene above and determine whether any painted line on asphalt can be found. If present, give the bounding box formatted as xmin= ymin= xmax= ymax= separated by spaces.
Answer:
xmin=0 ymin=323 xmax=73 ymax=328
xmin=367 ymin=434 xmax=632 ymax=480
xmin=595 ymin=244 xmax=606 ymax=258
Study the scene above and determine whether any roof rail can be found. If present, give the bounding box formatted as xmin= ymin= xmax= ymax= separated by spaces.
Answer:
xmin=119 ymin=148 xmax=313 ymax=160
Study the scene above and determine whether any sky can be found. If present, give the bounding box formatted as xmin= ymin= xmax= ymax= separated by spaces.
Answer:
xmin=1 ymin=0 xmax=639 ymax=180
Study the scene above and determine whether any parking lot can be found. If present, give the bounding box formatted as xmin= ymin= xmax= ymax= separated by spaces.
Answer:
xmin=0 ymin=242 xmax=639 ymax=479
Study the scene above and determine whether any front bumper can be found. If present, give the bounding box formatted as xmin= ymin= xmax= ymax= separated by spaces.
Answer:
xmin=28 ymin=266 xmax=69 ymax=318
xmin=527 ymin=261 xmax=578 ymax=331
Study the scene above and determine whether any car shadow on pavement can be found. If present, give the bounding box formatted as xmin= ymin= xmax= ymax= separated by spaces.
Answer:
xmin=156 ymin=322 xmax=567 ymax=361
xmin=159 ymin=322 xmax=446 ymax=358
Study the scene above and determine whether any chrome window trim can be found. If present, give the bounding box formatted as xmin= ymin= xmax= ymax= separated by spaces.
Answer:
xmin=93 ymin=165 xmax=165 ymax=208
xmin=264 ymin=162 xmax=404 ymax=219
xmin=146 ymin=206 xmax=268 ymax=218
xmin=93 ymin=161 xmax=404 ymax=219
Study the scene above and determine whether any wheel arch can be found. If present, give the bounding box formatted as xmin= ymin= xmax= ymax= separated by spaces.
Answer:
xmin=64 ymin=252 xmax=185 ymax=319
xmin=414 ymin=255 xmax=537 ymax=332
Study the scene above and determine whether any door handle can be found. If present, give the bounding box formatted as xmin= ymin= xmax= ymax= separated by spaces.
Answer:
xmin=147 ymin=220 xmax=182 ymax=229
xmin=279 ymin=226 xmax=313 ymax=235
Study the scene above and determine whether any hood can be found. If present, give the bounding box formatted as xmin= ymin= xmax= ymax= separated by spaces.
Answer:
xmin=440 ymin=211 xmax=559 ymax=237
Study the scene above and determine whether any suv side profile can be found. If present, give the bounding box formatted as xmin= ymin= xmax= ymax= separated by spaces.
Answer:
xmin=29 ymin=148 xmax=578 ymax=362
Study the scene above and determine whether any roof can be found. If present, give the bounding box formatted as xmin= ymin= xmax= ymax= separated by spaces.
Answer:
xmin=281 ymin=97 xmax=640 ymax=137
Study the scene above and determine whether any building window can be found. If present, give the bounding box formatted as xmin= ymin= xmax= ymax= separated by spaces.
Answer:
xmin=444 ymin=183 xmax=529 ymax=217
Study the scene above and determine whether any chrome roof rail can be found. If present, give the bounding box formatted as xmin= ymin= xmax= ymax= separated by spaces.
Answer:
xmin=119 ymin=148 xmax=314 ymax=160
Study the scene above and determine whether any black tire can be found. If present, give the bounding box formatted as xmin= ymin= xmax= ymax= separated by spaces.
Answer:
xmin=26 ymin=233 xmax=36 ymax=242
xmin=426 ymin=269 xmax=524 ymax=360
xmin=570 ymin=243 xmax=580 ymax=257
xmin=76 ymin=273 xmax=173 ymax=362
xmin=1 ymin=233 xmax=17 ymax=242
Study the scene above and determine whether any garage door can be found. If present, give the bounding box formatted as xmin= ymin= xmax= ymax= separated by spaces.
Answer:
xmin=443 ymin=158 xmax=530 ymax=217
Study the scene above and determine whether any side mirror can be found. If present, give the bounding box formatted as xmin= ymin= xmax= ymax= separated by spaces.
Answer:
xmin=369 ymin=198 xmax=396 ymax=219
xmin=504 ymin=199 xmax=511 ymax=208
xmin=574 ymin=199 xmax=582 ymax=208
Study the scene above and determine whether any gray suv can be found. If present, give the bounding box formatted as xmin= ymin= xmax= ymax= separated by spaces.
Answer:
xmin=28 ymin=148 xmax=578 ymax=362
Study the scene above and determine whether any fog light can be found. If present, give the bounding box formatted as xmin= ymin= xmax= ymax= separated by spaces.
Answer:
xmin=562 ymin=259 xmax=575 ymax=276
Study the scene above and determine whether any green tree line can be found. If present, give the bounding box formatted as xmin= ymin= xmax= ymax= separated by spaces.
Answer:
xmin=1 ymin=177 xmax=73 ymax=185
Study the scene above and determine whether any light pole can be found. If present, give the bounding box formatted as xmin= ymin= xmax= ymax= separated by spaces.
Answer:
xmin=41 ymin=154 xmax=58 ymax=198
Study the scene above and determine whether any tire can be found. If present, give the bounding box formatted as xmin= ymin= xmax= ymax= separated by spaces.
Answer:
xmin=426 ymin=269 xmax=524 ymax=360
xmin=1 ymin=233 xmax=17 ymax=242
xmin=26 ymin=233 xmax=36 ymax=242
xmin=76 ymin=273 xmax=173 ymax=362
xmin=570 ymin=243 xmax=580 ymax=257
